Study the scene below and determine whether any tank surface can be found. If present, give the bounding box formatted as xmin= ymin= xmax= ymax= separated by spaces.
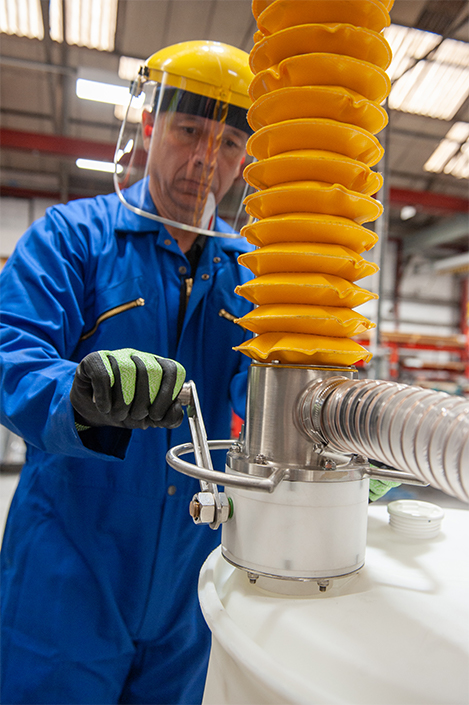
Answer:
xmin=200 ymin=504 xmax=469 ymax=705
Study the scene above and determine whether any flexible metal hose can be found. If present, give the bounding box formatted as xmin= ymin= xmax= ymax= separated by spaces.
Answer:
xmin=299 ymin=378 xmax=469 ymax=503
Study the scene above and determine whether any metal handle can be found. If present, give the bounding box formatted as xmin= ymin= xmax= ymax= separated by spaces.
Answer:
xmin=181 ymin=381 xmax=218 ymax=494
xmin=364 ymin=465 xmax=428 ymax=486
xmin=167 ymin=439 xmax=286 ymax=492
xmin=166 ymin=382 xmax=286 ymax=494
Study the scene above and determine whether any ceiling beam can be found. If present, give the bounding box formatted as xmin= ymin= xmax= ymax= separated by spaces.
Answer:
xmin=389 ymin=187 xmax=468 ymax=214
xmin=0 ymin=128 xmax=116 ymax=161
xmin=433 ymin=251 xmax=469 ymax=274
xmin=1 ymin=129 xmax=468 ymax=215
xmin=0 ymin=55 xmax=76 ymax=75
xmin=403 ymin=213 xmax=469 ymax=255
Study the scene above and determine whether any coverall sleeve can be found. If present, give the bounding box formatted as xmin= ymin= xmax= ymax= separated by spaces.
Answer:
xmin=0 ymin=207 xmax=130 ymax=459
xmin=229 ymin=342 xmax=251 ymax=421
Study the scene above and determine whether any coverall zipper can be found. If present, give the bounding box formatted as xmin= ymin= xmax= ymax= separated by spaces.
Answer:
xmin=80 ymin=298 xmax=145 ymax=341
xmin=218 ymin=308 xmax=239 ymax=324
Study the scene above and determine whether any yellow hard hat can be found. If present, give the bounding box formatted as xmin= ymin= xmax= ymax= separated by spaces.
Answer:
xmin=144 ymin=40 xmax=253 ymax=110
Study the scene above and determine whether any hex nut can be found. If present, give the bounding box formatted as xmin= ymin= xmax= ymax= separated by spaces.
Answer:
xmin=321 ymin=458 xmax=336 ymax=470
xmin=190 ymin=492 xmax=216 ymax=524
xmin=218 ymin=493 xmax=231 ymax=523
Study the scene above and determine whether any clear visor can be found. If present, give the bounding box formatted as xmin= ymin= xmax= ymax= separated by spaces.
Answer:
xmin=114 ymin=74 xmax=253 ymax=237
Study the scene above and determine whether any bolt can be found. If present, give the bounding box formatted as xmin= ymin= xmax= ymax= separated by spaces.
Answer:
xmin=317 ymin=580 xmax=330 ymax=592
xmin=322 ymin=458 xmax=336 ymax=471
xmin=312 ymin=443 xmax=325 ymax=454
xmin=247 ymin=572 xmax=259 ymax=584
xmin=254 ymin=453 xmax=267 ymax=465
xmin=189 ymin=498 xmax=200 ymax=520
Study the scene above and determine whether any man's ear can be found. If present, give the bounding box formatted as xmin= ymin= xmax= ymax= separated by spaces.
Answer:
xmin=141 ymin=110 xmax=154 ymax=151
xmin=236 ymin=152 xmax=247 ymax=179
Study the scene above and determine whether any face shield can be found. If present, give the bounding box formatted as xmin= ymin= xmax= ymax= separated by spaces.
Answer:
xmin=114 ymin=42 xmax=254 ymax=238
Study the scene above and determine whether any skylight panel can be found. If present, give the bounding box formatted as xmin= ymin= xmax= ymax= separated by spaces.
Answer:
xmin=384 ymin=24 xmax=469 ymax=121
xmin=1 ymin=0 xmax=118 ymax=50
xmin=434 ymin=38 xmax=469 ymax=67
xmin=447 ymin=123 xmax=469 ymax=142
xmin=444 ymin=143 xmax=469 ymax=179
xmin=65 ymin=0 xmax=118 ymax=51
xmin=0 ymin=0 xmax=44 ymax=39
xmin=424 ymin=122 xmax=469 ymax=179
xmin=49 ymin=0 xmax=63 ymax=42
xmin=424 ymin=140 xmax=461 ymax=173
xmin=384 ymin=24 xmax=441 ymax=81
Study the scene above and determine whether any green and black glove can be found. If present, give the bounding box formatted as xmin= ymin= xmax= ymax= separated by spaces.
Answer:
xmin=71 ymin=348 xmax=186 ymax=430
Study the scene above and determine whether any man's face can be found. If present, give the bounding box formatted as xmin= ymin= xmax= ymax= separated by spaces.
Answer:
xmin=145 ymin=111 xmax=248 ymax=227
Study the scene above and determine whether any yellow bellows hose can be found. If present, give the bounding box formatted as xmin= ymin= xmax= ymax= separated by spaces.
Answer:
xmin=233 ymin=0 xmax=393 ymax=366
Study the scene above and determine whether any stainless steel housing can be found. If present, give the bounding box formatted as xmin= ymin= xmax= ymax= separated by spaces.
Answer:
xmin=221 ymin=363 xmax=372 ymax=581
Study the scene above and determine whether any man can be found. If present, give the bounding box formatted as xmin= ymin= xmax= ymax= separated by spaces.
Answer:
xmin=0 ymin=40 xmax=254 ymax=704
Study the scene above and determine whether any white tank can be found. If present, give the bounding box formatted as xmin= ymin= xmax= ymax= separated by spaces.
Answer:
xmin=199 ymin=503 xmax=469 ymax=705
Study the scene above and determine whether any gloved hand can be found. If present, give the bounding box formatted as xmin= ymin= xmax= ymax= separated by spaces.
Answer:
xmin=369 ymin=478 xmax=402 ymax=502
xmin=71 ymin=349 xmax=186 ymax=430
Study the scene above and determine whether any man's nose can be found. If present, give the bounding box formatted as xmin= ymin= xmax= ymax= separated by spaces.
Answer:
xmin=190 ymin=130 xmax=218 ymax=166
xmin=190 ymin=139 xmax=209 ymax=166
xmin=190 ymin=149 xmax=205 ymax=167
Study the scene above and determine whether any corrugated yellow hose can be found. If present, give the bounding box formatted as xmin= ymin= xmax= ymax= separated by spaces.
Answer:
xmin=234 ymin=0 xmax=393 ymax=366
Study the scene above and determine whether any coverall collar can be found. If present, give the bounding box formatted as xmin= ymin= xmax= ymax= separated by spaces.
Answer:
xmin=114 ymin=180 xmax=252 ymax=255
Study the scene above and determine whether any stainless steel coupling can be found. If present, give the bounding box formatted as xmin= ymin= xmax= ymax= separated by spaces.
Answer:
xmin=297 ymin=376 xmax=350 ymax=446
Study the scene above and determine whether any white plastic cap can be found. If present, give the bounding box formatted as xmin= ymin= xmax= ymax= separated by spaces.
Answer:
xmin=387 ymin=500 xmax=445 ymax=539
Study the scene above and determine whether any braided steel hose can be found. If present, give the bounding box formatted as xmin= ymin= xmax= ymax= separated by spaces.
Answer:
xmin=299 ymin=378 xmax=469 ymax=503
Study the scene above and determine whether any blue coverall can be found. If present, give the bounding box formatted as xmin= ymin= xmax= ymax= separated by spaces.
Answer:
xmin=0 ymin=182 xmax=254 ymax=704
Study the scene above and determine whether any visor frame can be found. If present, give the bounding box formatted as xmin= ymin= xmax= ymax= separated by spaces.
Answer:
xmin=114 ymin=74 xmax=252 ymax=238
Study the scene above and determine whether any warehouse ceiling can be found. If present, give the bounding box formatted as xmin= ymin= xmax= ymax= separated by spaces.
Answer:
xmin=0 ymin=0 xmax=468 ymax=262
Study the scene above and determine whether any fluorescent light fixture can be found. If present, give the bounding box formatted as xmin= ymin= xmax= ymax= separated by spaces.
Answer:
xmin=113 ymin=103 xmax=143 ymax=123
xmin=400 ymin=205 xmax=417 ymax=221
xmin=76 ymin=158 xmax=122 ymax=173
xmin=65 ymin=0 xmax=118 ymax=51
xmin=76 ymin=78 xmax=128 ymax=105
xmin=424 ymin=122 xmax=469 ymax=179
xmin=0 ymin=0 xmax=44 ymax=39
xmin=118 ymin=56 xmax=144 ymax=82
xmin=434 ymin=252 xmax=469 ymax=275
xmin=384 ymin=25 xmax=469 ymax=120
xmin=76 ymin=78 xmax=144 ymax=109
